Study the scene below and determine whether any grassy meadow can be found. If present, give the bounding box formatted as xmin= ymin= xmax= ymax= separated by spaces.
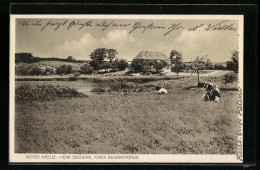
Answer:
xmin=15 ymin=76 xmax=238 ymax=154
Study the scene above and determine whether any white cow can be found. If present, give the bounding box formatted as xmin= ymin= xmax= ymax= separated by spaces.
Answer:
xmin=155 ymin=86 xmax=168 ymax=94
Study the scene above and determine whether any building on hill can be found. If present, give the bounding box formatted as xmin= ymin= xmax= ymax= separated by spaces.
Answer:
xmin=133 ymin=51 xmax=171 ymax=65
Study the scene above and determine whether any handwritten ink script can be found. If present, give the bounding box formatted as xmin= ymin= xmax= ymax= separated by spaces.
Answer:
xmin=18 ymin=20 xmax=237 ymax=36
xmin=236 ymin=87 xmax=243 ymax=162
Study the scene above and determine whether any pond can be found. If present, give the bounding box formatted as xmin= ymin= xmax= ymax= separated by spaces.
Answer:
xmin=16 ymin=80 xmax=111 ymax=96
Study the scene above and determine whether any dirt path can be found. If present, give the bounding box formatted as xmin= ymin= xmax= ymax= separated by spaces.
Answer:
xmin=165 ymin=70 xmax=231 ymax=77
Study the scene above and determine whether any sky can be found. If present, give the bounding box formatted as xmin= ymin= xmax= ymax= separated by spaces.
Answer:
xmin=15 ymin=18 xmax=240 ymax=62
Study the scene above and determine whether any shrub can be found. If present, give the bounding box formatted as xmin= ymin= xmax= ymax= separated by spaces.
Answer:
xmin=224 ymin=72 xmax=238 ymax=84
xmin=73 ymin=71 xmax=81 ymax=77
xmin=117 ymin=60 xmax=129 ymax=71
xmin=111 ymin=59 xmax=129 ymax=71
xmin=15 ymin=63 xmax=32 ymax=75
xmin=56 ymin=65 xmax=73 ymax=74
xmin=80 ymin=63 xmax=93 ymax=74
xmin=30 ymin=66 xmax=43 ymax=75
xmin=16 ymin=63 xmax=56 ymax=75
xmin=16 ymin=84 xmax=87 ymax=102
xmin=44 ymin=66 xmax=55 ymax=75
xmin=130 ymin=59 xmax=151 ymax=73
xmin=15 ymin=64 xmax=45 ymax=75
xmin=153 ymin=61 xmax=165 ymax=73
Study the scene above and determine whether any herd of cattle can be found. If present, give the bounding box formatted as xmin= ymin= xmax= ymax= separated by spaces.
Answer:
xmin=155 ymin=82 xmax=221 ymax=102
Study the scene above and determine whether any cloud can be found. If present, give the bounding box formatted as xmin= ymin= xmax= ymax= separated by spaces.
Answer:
xmin=53 ymin=33 xmax=100 ymax=59
xmin=100 ymin=29 xmax=136 ymax=43
xmin=54 ymin=30 xmax=136 ymax=60
xmin=172 ymin=30 xmax=238 ymax=62
xmin=53 ymin=29 xmax=238 ymax=62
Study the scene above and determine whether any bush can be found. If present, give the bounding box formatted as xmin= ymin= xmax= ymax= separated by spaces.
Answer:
xmin=56 ymin=65 xmax=73 ymax=74
xmin=16 ymin=84 xmax=87 ymax=102
xmin=224 ymin=72 xmax=238 ymax=84
xmin=30 ymin=67 xmax=43 ymax=75
xmin=80 ymin=63 xmax=93 ymax=74
xmin=15 ymin=63 xmax=32 ymax=75
xmin=117 ymin=60 xmax=129 ymax=71
xmin=153 ymin=61 xmax=165 ymax=73
xmin=130 ymin=59 xmax=151 ymax=73
xmin=44 ymin=66 xmax=55 ymax=75
xmin=15 ymin=64 xmax=45 ymax=75
xmin=73 ymin=71 xmax=81 ymax=77
xmin=111 ymin=59 xmax=129 ymax=71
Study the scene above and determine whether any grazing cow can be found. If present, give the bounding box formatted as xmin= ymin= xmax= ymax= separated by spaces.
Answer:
xmin=155 ymin=86 xmax=168 ymax=94
xmin=202 ymin=88 xmax=221 ymax=102
xmin=204 ymin=83 xmax=214 ymax=91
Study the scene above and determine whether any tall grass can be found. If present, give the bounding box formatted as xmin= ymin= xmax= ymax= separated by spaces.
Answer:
xmin=15 ymin=88 xmax=238 ymax=154
xmin=15 ymin=74 xmax=238 ymax=154
xmin=16 ymin=84 xmax=86 ymax=102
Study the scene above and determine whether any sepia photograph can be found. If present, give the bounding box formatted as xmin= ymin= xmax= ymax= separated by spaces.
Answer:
xmin=9 ymin=15 xmax=243 ymax=163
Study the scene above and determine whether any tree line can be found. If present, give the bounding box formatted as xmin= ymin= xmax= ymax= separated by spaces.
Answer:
xmin=15 ymin=49 xmax=238 ymax=77
xmin=15 ymin=53 xmax=86 ymax=63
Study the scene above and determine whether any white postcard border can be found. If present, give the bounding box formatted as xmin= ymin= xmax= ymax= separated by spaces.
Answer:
xmin=9 ymin=14 xmax=244 ymax=163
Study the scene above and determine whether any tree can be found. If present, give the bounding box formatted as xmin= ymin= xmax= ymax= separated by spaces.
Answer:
xmin=101 ymin=62 xmax=112 ymax=71
xmin=90 ymin=48 xmax=107 ymax=70
xmin=89 ymin=48 xmax=118 ymax=71
xmin=111 ymin=60 xmax=119 ymax=71
xmin=67 ymin=56 xmax=74 ymax=61
xmin=170 ymin=50 xmax=183 ymax=76
xmin=148 ymin=60 xmax=156 ymax=72
xmin=153 ymin=62 xmax=164 ymax=73
xmin=80 ymin=63 xmax=93 ymax=74
xmin=130 ymin=59 xmax=151 ymax=73
xmin=154 ymin=61 xmax=168 ymax=73
xmin=65 ymin=65 xmax=72 ymax=74
xmin=226 ymin=50 xmax=238 ymax=73
xmin=161 ymin=60 xmax=168 ymax=68
xmin=192 ymin=56 xmax=209 ymax=84
xmin=15 ymin=53 xmax=40 ymax=63
xmin=118 ymin=60 xmax=128 ymax=70
xmin=111 ymin=59 xmax=128 ymax=71
xmin=205 ymin=58 xmax=213 ymax=70
xmin=107 ymin=49 xmax=118 ymax=62
xmin=170 ymin=50 xmax=182 ymax=66
xmin=213 ymin=64 xmax=226 ymax=70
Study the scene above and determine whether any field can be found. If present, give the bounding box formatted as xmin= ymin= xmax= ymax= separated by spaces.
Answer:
xmin=39 ymin=61 xmax=84 ymax=70
xmin=15 ymin=76 xmax=238 ymax=154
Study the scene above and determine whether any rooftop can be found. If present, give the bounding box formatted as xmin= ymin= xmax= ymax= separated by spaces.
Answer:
xmin=134 ymin=51 xmax=169 ymax=60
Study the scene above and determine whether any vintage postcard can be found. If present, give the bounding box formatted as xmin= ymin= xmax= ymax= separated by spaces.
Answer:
xmin=9 ymin=15 xmax=243 ymax=163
